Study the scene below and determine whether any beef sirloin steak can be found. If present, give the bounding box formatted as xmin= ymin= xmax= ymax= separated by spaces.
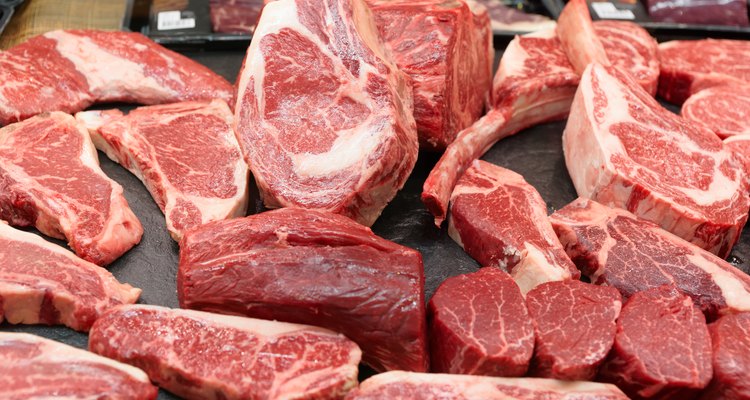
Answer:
xmin=563 ymin=62 xmax=749 ymax=258
xmin=234 ymin=0 xmax=418 ymax=226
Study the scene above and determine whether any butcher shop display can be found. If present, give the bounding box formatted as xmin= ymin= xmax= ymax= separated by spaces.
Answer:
xmin=0 ymin=112 xmax=143 ymax=265
xmin=0 ymin=332 xmax=158 ymax=399
xmin=89 ymin=305 xmax=361 ymax=400
xmin=177 ymin=207 xmax=428 ymax=373
xmin=0 ymin=30 xmax=233 ymax=125
xmin=76 ymin=100 xmax=249 ymax=241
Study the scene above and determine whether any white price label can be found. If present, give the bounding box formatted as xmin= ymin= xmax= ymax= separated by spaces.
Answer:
xmin=591 ymin=2 xmax=636 ymax=20
xmin=157 ymin=11 xmax=196 ymax=31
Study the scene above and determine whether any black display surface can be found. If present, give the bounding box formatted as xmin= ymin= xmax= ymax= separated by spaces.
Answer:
xmin=3 ymin=50 xmax=749 ymax=400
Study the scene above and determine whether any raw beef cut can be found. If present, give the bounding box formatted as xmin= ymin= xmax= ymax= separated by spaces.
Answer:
xmin=178 ymin=208 xmax=428 ymax=372
xmin=210 ymin=0 xmax=265 ymax=33
xmin=550 ymin=198 xmax=750 ymax=320
xmin=681 ymin=85 xmax=750 ymax=138
xmin=0 ymin=222 xmax=141 ymax=331
xmin=700 ymin=313 xmax=750 ymax=400
xmin=646 ymin=0 xmax=749 ymax=26
xmin=526 ymin=280 xmax=621 ymax=381
xmin=346 ymin=371 xmax=629 ymax=399
xmin=472 ymin=0 xmax=556 ymax=32
xmin=234 ymin=0 xmax=418 ymax=227
xmin=598 ymin=285 xmax=712 ymax=400
xmin=725 ymin=135 xmax=750 ymax=174
xmin=449 ymin=161 xmax=578 ymax=292
xmin=368 ymin=0 xmax=493 ymax=151
xmin=76 ymin=100 xmax=248 ymax=241
xmin=0 ymin=112 xmax=143 ymax=265
xmin=0 ymin=30 xmax=233 ymax=125
xmin=422 ymin=21 xmax=659 ymax=225
xmin=556 ymin=0 xmax=609 ymax=75
xmin=658 ymin=39 xmax=750 ymax=104
xmin=90 ymin=305 xmax=361 ymax=400
xmin=563 ymin=62 xmax=749 ymax=258
xmin=428 ymin=268 xmax=534 ymax=376
xmin=0 ymin=332 xmax=157 ymax=400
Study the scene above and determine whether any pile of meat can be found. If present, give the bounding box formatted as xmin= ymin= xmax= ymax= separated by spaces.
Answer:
xmin=1 ymin=0 xmax=750 ymax=399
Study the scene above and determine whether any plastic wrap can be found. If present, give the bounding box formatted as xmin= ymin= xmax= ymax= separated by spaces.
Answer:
xmin=646 ymin=0 xmax=749 ymax=26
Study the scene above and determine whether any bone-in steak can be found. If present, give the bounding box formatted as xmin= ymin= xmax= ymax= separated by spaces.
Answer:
xmin=234 ymin=0 xmax=418 ymax=227
xmin=0 ymin=222 xmax=140 ymax=331
xmin=428 ymin=268 xmax=534 ymax=376
xmin=658 ymin=39 xmax=750 ymax=104
xmin=681 ymin=85 xmax=750 ymax=138
xmin=0 ymin=332 xmax=157 ymax=399
xmin=0 ymin=30 xmax=233 ymax=125
xmin=178 ymin=208 xmax=428 ymax=373
xmin=0 ymin=112 xmax=143 ymax=265
xmin=89 ymin=305 xmax=361 ymax=400
xmin=346 ymin=371 xmax=629 ymax=399
xmin=701 ymin=313 xmax=750 ymax=400
xmin=368 ymin=0 xmax=493 ymax=151
xmin=563 ymin=62 xmax=749 ymax=258
xmin=77 ymin=100 xmax=248 ymax=241
xmin=550 ymin=198 xmax=750 ymax=320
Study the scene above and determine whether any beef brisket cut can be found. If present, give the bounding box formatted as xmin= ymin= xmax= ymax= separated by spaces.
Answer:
xmin=234 ymin=0 xmax=418 ymax=226
xmin=658 ymin=39 xmax=750 ymax=104
xmin=700 ymin=313 xmax=750 ymax=400
xmin=0 ymin=30 xmax=233 ymax=125
xmin=346 ymin=371 xmax=629 ymax=399
xmin=0 ymin=112 xmax=143 ymax=265
xmin=422 ymin=21 xmax=658 ymax=225
xmin=76 ymin=100 xmax=248 ymax=241
xmin=550 ymin=198 xmax=750 ymax=320
xmin=428 ymin=268 xmax=534 ymax=376
xmin=177 ymin=208 xmax=428 ymax=372
xmin=563 ymin=62 xmax=749 ymax=258
xmin=0 ymin=222 xmax=140 ymax=331
xmin=448 ymin=160 xmax=577 ymax=292
xmin=681 ymin=85 xmax=750 ymax=138
xmin=368 ymin=0 xmax=493 ymax=151
xmin=598 ymin=285 xmax=712 ymax=400
xmin=89 ymin=305 xmax=361 ymax=400
xmin=526 ymin=280 xmax=621 ymax=381
xmin=0 ymin=332 xmax=157 ymax=400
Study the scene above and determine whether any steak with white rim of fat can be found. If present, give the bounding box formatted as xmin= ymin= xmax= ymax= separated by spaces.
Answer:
xmin=89 ymin=305 xmax=361 ymax=400
xmin=563 ymin=62 xmax=749 ymax=258
xmin=367 ymin=0 xmax=493 ymax=151
xmin=700 ymin=313 xmax=750 ymax=400
xmin=598 ymin=285 xmax=712 ymax=400
xmin=550 ymin=198 xmax=750 ymax=321
xmin=0 ymin=112 xmax=143 ymax=266
xmin=448 ymin=160 xmax=578 ymax=293
xmin=428 ymin=268 xmax=534 ymax=376
xmin=0 ymin=30 xmax=233 ymax=125
xmin=234 ymin=0 xmax=418 ymax=227
xmin=681 ymin=85 xmax=750 ymax=138
xmin=0 ymin=332 xmax=157 ymax=400
xmin=0 ymin=222 xmax=141 ymax=331
xmin=526 ymin=280 xmax=621 ymax=381
xmin=346 ymin=371 xmax=629 ymax=399
xmin=658 ymin=39 xmax=750 ymax=104
xmin=76 ymin=100 xmax=249 ymax=241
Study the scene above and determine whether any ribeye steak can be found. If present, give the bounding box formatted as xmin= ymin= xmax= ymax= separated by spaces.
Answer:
xmin=681 ymin=84 xmax=750 ymax=138
xmin=76 ymin=100 xmax=248 ymax=241
xmin=563 ymin=62 xmax=749 ymax=258
xmin=526 ymin=280 xmax=621 ymax=381
xmin=346 ymin=371 xmax=629 ymax=399
xmin=89 ymin=305 xmax=361 ymax=400
xmin=0 ymin=332 xmax=157 ymax=400
xmin=0 ymin=222 xmax=140 ymax=331
xmin=701 ymin=313 xmax=750 ymax=400
xmin=448 ymin=160 xmax=578 ymax=292
xmin=0 ymin=30 xmax=233 ymax=125
xmin=177 ymin=208 xmax=428 ymax=373
xmin=658 ymin=39 xmax=750 ymax=104
xmin=725 ymin=135 xmax=750 ymax=175
xmin=550 ymin=198 xmax=750 ymax=320
xmin=0 ymin=112 xmax=143 ymax=265
xmin=428 ymin=268 xmax=534 ymax=377
xmin=598 ymin=285 xmax=712 ymax=400
xmin=234 ymin=0 xmax=418 ymax=226
xmin=368 ymin=0 xmax=493 ymax=151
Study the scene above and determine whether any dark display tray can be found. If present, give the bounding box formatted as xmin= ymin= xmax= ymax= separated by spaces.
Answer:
xmin=3 ymin=50 xmax=749 ymax=400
